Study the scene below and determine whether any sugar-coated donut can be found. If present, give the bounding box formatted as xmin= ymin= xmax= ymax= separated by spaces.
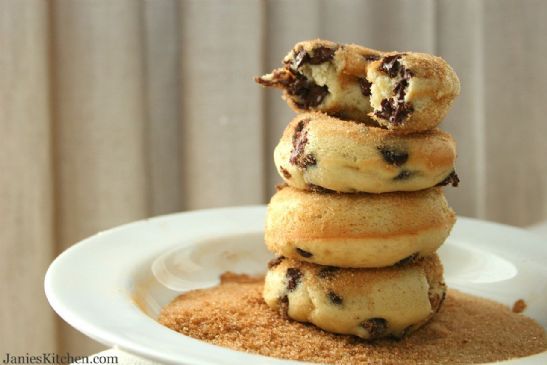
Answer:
xmin=256 ymin=39 xmax=459 ymax=132
xmin=263 ymin=255 xmax=446 ymax=339
xmin=275 ymin=112 xmax=459 ymax=193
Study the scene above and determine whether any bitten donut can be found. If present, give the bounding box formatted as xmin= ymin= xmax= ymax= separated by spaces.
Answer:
xmin=275 ymin=113 xmax=459 ymax=193
xmin=265 ymin=185 xmax=456 ymax=268
xmin=256 ymin=39 xmax=459 ymax=132
xmin=263 ymin=255 xmax=446 ymax=339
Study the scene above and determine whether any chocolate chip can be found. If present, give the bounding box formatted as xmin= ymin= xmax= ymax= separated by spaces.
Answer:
xmin=436 ymin=171 xmax=460 ymax=187
xmin=289 ymin=45 xmax=338 ymax=69
xmin=378 ymin=146 xmax=409 ymax=166
xmin=290 ymin=120 xmax=317 ymax=169
xmin=267 ymin=256 xmax=285 ymax=269
xmin=280 ymin=166 xmax=292 ymax=179
xmin=289 ymin=74 xmax=329 ymax=109
xmin=296 ymin=248 xmax=313 ymax=258
xmin=327 ymin=291 xmax=343 ymax=305
xmin=364 ymin=54 xmax=381 ymax=61
xmin=275 ymin=183 xmax=288 ymax=191
xmin=395 ymin=252 xmax=420 ymax=266
xmin=306 ymin=184 xmax=334 ymax=194
xmin=394 ymin=170 xmax=413 ymax=180
xmin=286 ymin=268 xmax=302 ymax=292
xmin=394 ymin=78 xmax=410 ymax=101
xmin=375 ymin=97 xmax=414 ymax=125
xmin=361 ymin=318 xmax=388 ymax=339
xmin=255 ymin=68 xmax=293 ymax=88
xmin=359 ymin=77 xmax=372 ymax=97
xmin=260 ymin=60 xmax=329 ymax=109
xmin=307 ymin=46 xmax=337 ymax=65
xmin=318 ymin=266 xmax=340 ymax=279
xmin=293 ymin=118 xmax=309 ymax=137
xmin=375 ymin=54 xmax=416 ymax=125
xmin=279 ymin=295 xmax=290 ymax=318
xmin=291 ymin=47 xmax=307 ymax=69
xmin=380 ymin=54 xmax=403 ymax=77
xmin=301 ymin=154 xmax=317 ymax=168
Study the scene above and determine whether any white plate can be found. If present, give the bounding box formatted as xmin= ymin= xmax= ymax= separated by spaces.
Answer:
xmin=45 ymin=206 xmax=547 ymax=365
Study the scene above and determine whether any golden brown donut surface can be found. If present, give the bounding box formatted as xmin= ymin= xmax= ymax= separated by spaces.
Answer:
xmin=263 ymin=255 xmax=446 ymax=339
xmin=265 ymin=185 xmax=456 ymax=268
xmin=275 ymin=112 xmax=458 ymax=193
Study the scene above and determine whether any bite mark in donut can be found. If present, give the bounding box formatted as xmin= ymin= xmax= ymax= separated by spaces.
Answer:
xmin=374 ymin=54 xmax=415 ymax=125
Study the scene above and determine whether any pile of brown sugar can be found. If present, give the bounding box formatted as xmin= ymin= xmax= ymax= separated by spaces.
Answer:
xmin=158 ymin=273 xmax=546 ymax=365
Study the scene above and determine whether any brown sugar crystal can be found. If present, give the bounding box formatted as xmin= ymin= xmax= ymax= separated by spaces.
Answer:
xmin=158 ymin=273 xmax=546 ymax=365
xmin=512 ymin=299 xmax=527 ymax=313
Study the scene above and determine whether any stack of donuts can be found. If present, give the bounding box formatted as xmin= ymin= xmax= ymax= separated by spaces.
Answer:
xmin=255 ymin=39 xmax=460 ymax=340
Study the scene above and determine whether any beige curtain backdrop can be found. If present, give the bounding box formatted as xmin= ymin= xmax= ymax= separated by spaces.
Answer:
xmin=1 ymin=0 xmax=546 ymax=357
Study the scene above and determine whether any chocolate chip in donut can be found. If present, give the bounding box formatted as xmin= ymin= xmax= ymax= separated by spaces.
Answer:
xmin=275 ymin=183 xmax=288 ymax=191
xmin=380 ymin=54 xmax=404 ymax=77
xmin=296 ymin=248 xmax=313 ymax=258
xmin=359 ymin=78 xmax=372 ymax=97
xmin=436 ymin=170 xmax=460 ymax=187
xmin=375 ymin=54 xmax=415 ymax=125
xmin=361 ymin=318 xmax=388 ymax=339
xmin=395 ymin=252 xmax=420 ymax=266
xmin=318 ymin=266 xmax=340 ymax=279
xmin=286 ymin=268 xmax=302 ymax=292
xmin=375 ymin=98 xmax=414 ymax=125
xmin=279 ymin=166 xmax=292 ymax=179
xmin=394 ymin=170 xmax=413 ymax=180
xmin=290 ymin=45 xmax=338 ymax=70
xmin=327 ymin=291 xmax=343 ymax=305
xmin=288 ymin=74 xmax=329 ymax=109
xmin=290 ymin=119 xmax=317 ymax=168
xmin=378 ymin=146 xmax=409 ymax=166
xmin=268 ymin=256 xmax=285 ymax=269
xmin=306 ymin=183 xmax=334 ymax=194
xmin=279 ymin=295 xmax=290 ymax=318
xmin=364 ymin=54 xmax=381 ymax=61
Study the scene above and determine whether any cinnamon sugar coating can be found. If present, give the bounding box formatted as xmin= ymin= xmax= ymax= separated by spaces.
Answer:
xmin=159 ymin=273 xmax=546 ymax=365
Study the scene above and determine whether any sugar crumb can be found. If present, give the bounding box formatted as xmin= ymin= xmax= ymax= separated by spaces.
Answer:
xmin=159 ymin=274 xmax=546 ymax=365
xmin=512 ymin=299 xmax=527 ymax=313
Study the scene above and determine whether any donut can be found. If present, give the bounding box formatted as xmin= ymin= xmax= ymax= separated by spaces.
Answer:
xmin=263 ymin=255 xmax=446 ymax=339
xmin=275 ymin=112 xmax=459 ymax=193
xmin=256 ymin=39 xmax=459 ymax=132
xmin=265 ymin=185 xmax=456 ymax=268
